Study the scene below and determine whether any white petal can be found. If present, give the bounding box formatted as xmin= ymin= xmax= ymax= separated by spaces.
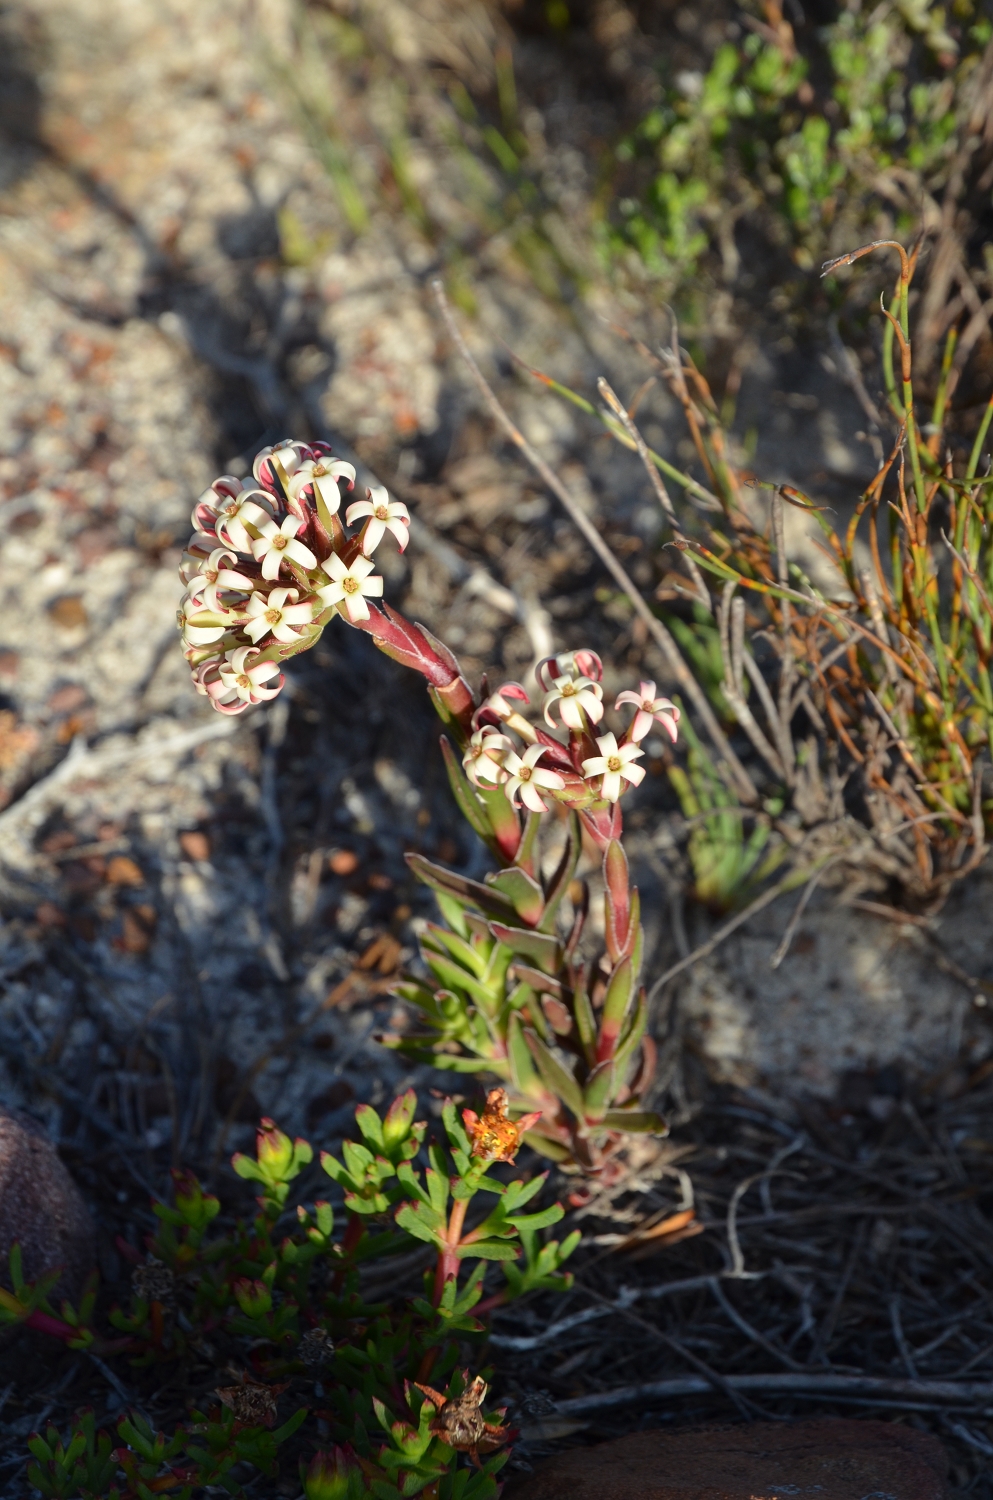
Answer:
xmin=342 ymin=593 xmax=371 ymax=622
xmin=601 ymin=771 xmax=622 ymax=802
xmin=360 ymin=517 xmax=386 ymax=554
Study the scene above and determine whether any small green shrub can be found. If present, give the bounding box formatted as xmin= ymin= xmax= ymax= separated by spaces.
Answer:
xmin=12 ymin=1099 xmax=578 ymax=1498
xmin=608 ymin=0 xmax=990 ymax=289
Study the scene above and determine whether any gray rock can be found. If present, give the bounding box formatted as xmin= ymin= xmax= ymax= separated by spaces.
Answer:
xmin=0 ymin=1107 xmax=94 ymax=1308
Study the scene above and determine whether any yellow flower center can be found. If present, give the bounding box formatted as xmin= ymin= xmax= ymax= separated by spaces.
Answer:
xmin=272 ymin=533 xmax=288 ymax=551
xmin=607 ymin=755 xmax=622 ymax=773
xmin=237 ymin=673 xmax=251 ymax=689
xmin=518 ymin=765 xmax=533 ymax=781
xmin=560 ymin=681 xmax=577 ymax=696
xmin=265 ymin=607 xmax=281 ymax=625
xmin=342 ymin=575 xmax=359 ymax=595
xmin=313 ymin=462 xmax=328 ymax=477
xmin=374 ymin=504 xmax=390 ymax=520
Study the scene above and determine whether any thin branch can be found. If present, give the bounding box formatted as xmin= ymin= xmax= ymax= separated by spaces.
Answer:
xmin=645 ymin=858 xmax=831 ymax=1004
xmin=769 ymin=857 xmax=840 ymax=969
xmin=596 ymin=376 xmax=711 ymax=612
xmin=432 ymin=280 xmax=759 ymax=804
xmin=554 ymin=1372 xmax=993 ymax=1418
xmin=709 ymin=1277 xmax=804 ymax=1372
xmin=718 ymin=582 xmax=786 ymax=778
xmin=770 ymin=491 xmax=797 ymax=775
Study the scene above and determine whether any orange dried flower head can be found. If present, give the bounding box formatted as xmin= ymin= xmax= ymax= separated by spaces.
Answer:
xmin=462 ymin=1088 xmax=542 ymax=1164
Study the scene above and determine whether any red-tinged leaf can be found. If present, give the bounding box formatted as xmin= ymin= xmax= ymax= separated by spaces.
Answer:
xmin=406 ymin=853 xmax=517 ymax=922
xmin=487 ymin=866 xmax=545 ymax=926
xmin=603 ymin=840 xmax=630 ymax=960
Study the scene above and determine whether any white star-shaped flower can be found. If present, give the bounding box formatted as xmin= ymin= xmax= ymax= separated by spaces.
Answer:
xmin=501 ymin=744 xmax=565 ymax=813
xmin=462 ymin=728 xmax=512 ymax=786
xmin=314 ymin=552 xmax=384 ymax=623
xmin=287 ymin=457 xmax=356 ymax=517
xmin=345 ymin=486 xmax=410 ymax=555
xmin=581 ymin=732 xmax=645 ymax=803
xmin=614 ymin=681 xmax=680 ymax=744
xmin=251 ymin=515 xmax=318 ymax=581
xmin=244 ymin=586 xmax=315 ymax=644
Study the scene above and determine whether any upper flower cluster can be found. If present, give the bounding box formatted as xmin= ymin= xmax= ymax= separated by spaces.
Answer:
xmin=463 ymin=651 xmax=679 ymax=810
xmin=178 ymin=442 xmax=410 ymax=714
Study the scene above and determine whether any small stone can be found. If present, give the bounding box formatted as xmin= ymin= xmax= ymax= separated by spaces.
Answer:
xmin=179 ymin=830 xmax=210 ymax=862
xmin=47 ymin=596 xmax=89 ymax=630
xmin=329 ymin=848 xmax=359 ymax=876
xmin=105 ymin=855 xmax=145 ymax=886
xmin=0 ymin=1107 xmax=95 ymax=1306
xmin=505 ymin=1419 xmax=949 ymax=1500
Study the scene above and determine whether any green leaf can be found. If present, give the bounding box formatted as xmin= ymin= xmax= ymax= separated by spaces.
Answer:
xmin=442 ymin=1100 xmax=471 ymax=1155
xmin=582 ymin=1060 xmax=617 ymax=1122
xmin=383 ymin=1089 xmax=419 ymax=1150
xmin=406 ymin=854 xmax=517 ymax=923
xmin=601 ymin=1109 xmax=667 ymax=1133
xmin=486 ymin=867 xmax=545 ymax=927
xmin=538 ymin=816 xmax=581 ymax=933
xmin=456 ymin=1240 xmax=519 ymax=1261
xmin=424 ymin=952 xmax=502 ymax=1009
xmin=436 ymin=891 xmax=470 ymax=939
xmin=487 ymin=923 xmax=561 ymax=975
xmin=440 ymin=735 xmax=494 ymax=843
xmin=507 ymin=1012 xmax=541 ymax=1095
xmin=613 ymin=992 xmax=649 ymax=1076
xmin=354 ymin=1104 xmax=386 ymax=1152
xmin=423 ymin=925 xmax=490 ymax=979
xmin=573 ymin=986 xmax=597 ymax=1065
xmin=395 ymin=1203 xmax=444 ymax=1245
xmin=523 ymin=1031 xmax=584 ymax=1118
xmin=507 ymin=1203 xmax=565 ymax=1233
xmin=513 ymin=809 xmax=542 ymax=877
xmin=601 ymin=956 xmax=635 ymax=1032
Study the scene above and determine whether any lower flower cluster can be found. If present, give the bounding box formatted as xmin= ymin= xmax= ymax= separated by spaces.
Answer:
xmin=463 ymin=651 xmax=679 ymax=809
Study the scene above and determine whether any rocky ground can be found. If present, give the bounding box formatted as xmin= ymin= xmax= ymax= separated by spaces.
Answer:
xmin=2 ymin=0 xmax=993 ymax=1491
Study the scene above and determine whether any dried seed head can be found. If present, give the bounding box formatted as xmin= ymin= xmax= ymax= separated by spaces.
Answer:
xmin=298 ymin=1325 xmax=336 ymax=1369
xmin=131 ymin=1255 xmax=175 ymax=1307
xmin=416 ymin=1373 xmax=511 ymax=1457
xmin=435 ymin=1382 xmax=489 ymax=1450
xmin=215 ymin=1379 xmax=282 ymax=1428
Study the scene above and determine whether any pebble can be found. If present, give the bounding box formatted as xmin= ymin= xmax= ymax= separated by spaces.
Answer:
xmin=0 ymin=1106 xmax=95 ymax=1307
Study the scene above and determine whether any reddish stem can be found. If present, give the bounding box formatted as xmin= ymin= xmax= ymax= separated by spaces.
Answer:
xmin=332 ymin=1211 xmax=366 ymax=1292
xmin=432 ymin=1197 xmax=468 ymax=1307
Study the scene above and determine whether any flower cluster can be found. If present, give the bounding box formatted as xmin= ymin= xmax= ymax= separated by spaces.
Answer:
xmin=177 ymin=442 xmax=410 ymax=714
xmin=463 ymin=652 xmax=680 ymax=810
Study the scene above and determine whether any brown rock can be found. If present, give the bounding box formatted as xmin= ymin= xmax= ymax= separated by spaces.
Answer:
xmin=506 ymin=1419 xmax=949 ymax=1500
xmin=0 ymin=1108 xmax=95 ymax=1306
